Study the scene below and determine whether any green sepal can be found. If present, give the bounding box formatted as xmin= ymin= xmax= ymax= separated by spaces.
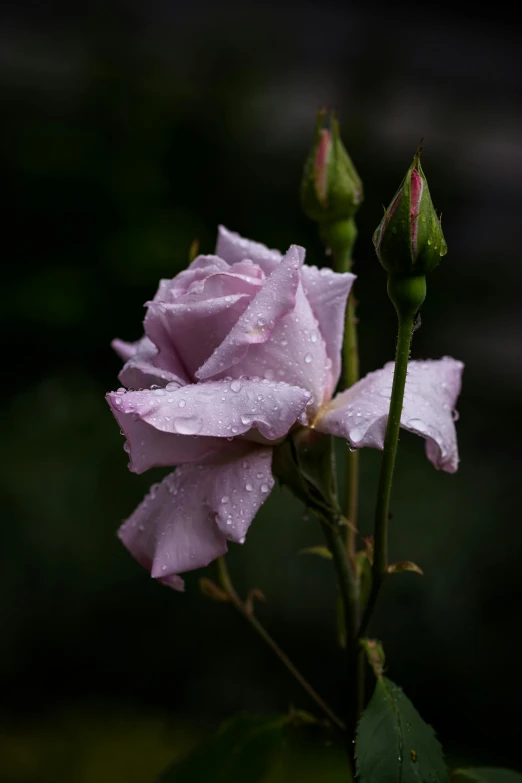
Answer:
xmin=272 ymin=428 xmax=341 ymax=524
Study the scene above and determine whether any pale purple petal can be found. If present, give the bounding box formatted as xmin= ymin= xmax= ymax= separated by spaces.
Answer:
xmin=153 ymin=256 xmax=230 ymax=302
xmin=145 ymin=293 xmax=252 ymax=380
xmin=119 ymin=358 xmax=187 ymax=390
xmin=200 ymin=446 xmax=274 ymax=543
xmin=118 ymin=471 xmax=227 ymax=588
xmin=216 ymin=225 xmax=282 ymax=275
xmin=196 ymin=245 xmax=303 ymax=380
xmin=112 ymin=336 xmax=155 ymax=362
xmin=145 ymin=266 xmax=266 ymax=379
xmin=315 ymin=357 xmax=464 ymax=473
xmin=113 ymin=335 xmax=189 ymax=389
xmin=301 ymin=265 xmax=356 ymax=392
xmin=118 ymin=446 xmax=275 ymax=585
xmin=107 ymin=396 xmax=232 ymax=473
xmin=107 ymin=378 xmax=312 ymax=441
xmin=214 ymin=282 xmax=330 ymax=413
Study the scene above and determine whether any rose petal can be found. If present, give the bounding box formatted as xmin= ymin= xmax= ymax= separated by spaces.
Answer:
xmin=107 ymin=378 xmax=312 ymax=442
xmin=216 ymin=225 xmax=282 ymax=275
xmin=118 ymin=358 xmax=186 ymax=390
xmin=118 ymin=445 xmax=274 ymax=586
xmin=153 ymin=256 xmax=230 ymax=302
xmin=202 ymin=446 xmax=274 ymax=543
xmin=112 ymin=334 xmax=189 ymax=389
xmin=216 ymin=282 xmax=330 ymax=413
xmin=112 ymin=336 xmax=155 ymax=362
xmin=107 ymin=397 xmax=232 ymax=473
xmin=196 ymin=245 xmax=303 ymax=380
xmin=145 ymin=293 xmax=253 ymax=380
xmin=315 ymin=357 xmax=464 ymax=473
xmin=118 ymin=471 xmax=227 ymax=588
xmin=301 ymin=265 xmax=356 ymax=392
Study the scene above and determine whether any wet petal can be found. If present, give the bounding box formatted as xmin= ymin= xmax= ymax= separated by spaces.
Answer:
xmin=216 ymin=225 xmax=282 ymax=275
xmin=153 ymin=256 xmax=230 ymax=302
xmin=108 ymin=397 xmax=232 ymax=473
xmin=118 ymin=471 xmax=227 ymax=588
xmin=113 ymin=335 xmax=189 ymax=389
xmin=216 ymin=282 xmax=330 ymax=413
xmin=118 ymin=446 xmax=274 ymax=586
xmin=112 ymin=336 xmax=155 ymax=362
xmin=202 ymin=446 xmax=274 ymax=543
xmin=315 ymin=357 xmax=464 ymax=473
xmin=107 ymin=378 xmax=312 ymax=442
xmin=301 ymin=265 xmax=356 ymax=392
xmin=145 ymin=294 xmax=252 ymax=380
xmin=196 ymin=245 xmax=303 ymax=380
xmin=119 ymin=357 xmax=188 ymax=390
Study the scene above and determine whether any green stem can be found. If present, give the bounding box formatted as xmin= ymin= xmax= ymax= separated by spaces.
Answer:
xmin=321 ymin=218 xmax=363 ymax=736
xmin=320 ymin=516 xmax=359 ymax=768
xmin=324 ymin=226 xmax=359 ymax=555
xmin=216 ymin=557 xmax=346 ymax=733
xmin=343 ymin=294 xmax=360 ymax=557
xmin=321 ymin=518 xmax=358 ymax=647
xmin=358 ymin=306 xmax=416 ymax=637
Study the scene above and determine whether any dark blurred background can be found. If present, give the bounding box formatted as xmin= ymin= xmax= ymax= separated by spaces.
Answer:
xmin=2 ymin=1 xmax=521 ymax=780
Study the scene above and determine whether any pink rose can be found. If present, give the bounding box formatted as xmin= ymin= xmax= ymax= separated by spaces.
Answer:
xmin=107 ymin=227 xmax=463 ymax=589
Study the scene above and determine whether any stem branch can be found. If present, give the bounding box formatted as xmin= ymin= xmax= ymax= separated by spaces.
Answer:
xmin=216 ymin=557 xmax=346 ymax=733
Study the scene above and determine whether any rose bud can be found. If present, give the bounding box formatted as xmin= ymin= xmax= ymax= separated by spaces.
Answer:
xmin=300 ymin=108 xmax=363 ymax=226
xmin=373 ymin=150 xmax=447 ymax=278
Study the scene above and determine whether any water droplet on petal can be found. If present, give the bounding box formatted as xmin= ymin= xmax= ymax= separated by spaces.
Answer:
xmin=221 ymin=495 xmax=230 ymax=503
xmin=245 ymin=483 xmax=253 ymax=492
xmin=173 ymin=416 xmax=202 ymax=435
xmin=260 ymin=483 xmax=269 ymax=493
xmin=230 ymin=380 xmax=242 ymax=392
xmin=304 ymin=353 xmax=312 ymax=364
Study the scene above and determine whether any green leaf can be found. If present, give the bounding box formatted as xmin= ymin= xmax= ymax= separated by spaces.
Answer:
xmin=356 ymin=677 xmax=448 ymax=783
xmin=158 ymin=714 xmax=288 ymax=783
xmin=452 ymin=769 xmax=522 ymax=783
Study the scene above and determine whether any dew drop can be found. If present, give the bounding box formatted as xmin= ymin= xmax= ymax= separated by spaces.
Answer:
xmin=260 ymin=483 xmax=269 ymax=493
xmin=304 ymin=353 xmax=312 ymax=364
xmin=173 ymin=416 xmax=202 ymax=435
xmin=230 ymin=380 xmax=242 ymax=393
xmin=245 ymin=483 xmax=253 ymax=492
xmin=178 ymin=399 xmax=186 ymax=408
